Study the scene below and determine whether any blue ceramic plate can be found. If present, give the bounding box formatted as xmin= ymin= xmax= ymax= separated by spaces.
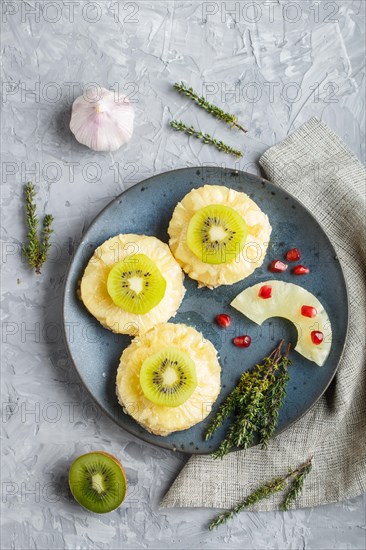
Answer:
xmin=63 ymin=167 xmax=348 ymax=454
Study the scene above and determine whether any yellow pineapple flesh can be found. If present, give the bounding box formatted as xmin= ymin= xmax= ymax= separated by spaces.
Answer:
xmin=80 ymin=234 xmax=185 ymax=335
xmin=231 ymin=280 xmax=332 ymax=366
xmin=116 ymin=323 xmax=221 ymax=436
xmin=168 ymin=185 xmax=272 ymax=288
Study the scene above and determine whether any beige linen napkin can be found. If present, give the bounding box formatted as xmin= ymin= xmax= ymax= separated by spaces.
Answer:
xmin=161 ymin=118 xmax=366 ymax=511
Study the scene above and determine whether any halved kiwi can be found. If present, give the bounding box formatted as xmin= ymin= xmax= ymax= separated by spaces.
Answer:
xmin=140 ymin=346 xmax=197 ymax=407
xmin=107 ymin=254 xmax=166 ymax=314
xmin=186 ymin=204 xmax=247 ymax=264
xmin=69 ymin=451 xmax=127 ymax=514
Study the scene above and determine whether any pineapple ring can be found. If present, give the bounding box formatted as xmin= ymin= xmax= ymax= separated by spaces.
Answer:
xmin=168 ymin=185 xmax=272 ymax=288
xmin=80 ymin=235 xmax=185 ymax=335
xmin=116 ymin=323 xmax=221 ymax=436
xmin=231 ymin=280 xmax=332 ymax=366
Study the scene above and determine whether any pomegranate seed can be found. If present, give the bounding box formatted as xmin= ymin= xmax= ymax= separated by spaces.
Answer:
xmin=286 ymin=248 xmax=301 ymax=262
xmin=233 ymin=335 xmax=251 ymax=348
xmin=269 ymin=260 xmax=288 ymax=273
xmin=292 ymin=265 xmax=310 ymax=275
xmin=311 ymin=330 xmax=324 ymax=345
xmin=215 ymin=313 xmax=232 ymax=328
xmin=258 ymin=285 xmax=272 ymax=299
xmin=301 ymin=305 xmax=317 ymax=318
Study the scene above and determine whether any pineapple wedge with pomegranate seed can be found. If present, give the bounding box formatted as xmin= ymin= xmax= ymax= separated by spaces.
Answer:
xmin=116 ymin=323 xmax=221 ymax=436
xmin=168 ymin=185 xmax=272 ymax=288
xmin=231 ymin=280 xmax=332 ymax=366
xmin=80 ymin=234 xmax=185 ymax=335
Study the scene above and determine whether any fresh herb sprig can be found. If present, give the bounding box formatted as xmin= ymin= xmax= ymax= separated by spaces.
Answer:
xmin=22 ymin=182 xmax=54 ymax=274
xmin=209 ymin=456 xmax=313 ymax=530
xmin=205 ymin=341 xmax=291 ymax=458
xmin=204 ymin=370 xmax=253 ymax=440
xmin=170 ymin=120 xmax=243 ymax=158
xmin=259 ymin=343 xmax=291 ymax=449
xmin=282 ymin=457 xmax=313 ymax=511
xmin=173 ymin=82 xmax=247 ymax=133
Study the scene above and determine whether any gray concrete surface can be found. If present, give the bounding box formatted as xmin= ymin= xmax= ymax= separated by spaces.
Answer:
xmin=1 ymin=1 xmax=365 ymax=549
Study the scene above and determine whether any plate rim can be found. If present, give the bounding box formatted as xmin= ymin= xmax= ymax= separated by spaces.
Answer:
xmin=62 ymin=166 xmax=349 ymax=455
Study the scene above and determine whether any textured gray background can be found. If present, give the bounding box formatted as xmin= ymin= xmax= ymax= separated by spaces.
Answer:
xmin=1 ymin=1 xmax=365 ymax=549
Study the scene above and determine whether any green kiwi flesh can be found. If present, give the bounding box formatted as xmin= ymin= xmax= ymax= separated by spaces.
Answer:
xmin=186 ymin=204 xmax=247 ymax=264
xmin=107 ymin=254 xmax=166 ymax=314
xmin=69 ymin=451 xmax=127 ymax=513
xmin=139 ymin=346 xmax=197 ymax=407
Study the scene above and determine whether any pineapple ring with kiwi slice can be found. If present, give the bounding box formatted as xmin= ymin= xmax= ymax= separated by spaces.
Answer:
xmin=168 ymin=185 xmax=272 ymax=288
xmin=116 ymin=323 xmax=221 ymax=436
xmin=80 ymin=234 xmax=185 ymax=335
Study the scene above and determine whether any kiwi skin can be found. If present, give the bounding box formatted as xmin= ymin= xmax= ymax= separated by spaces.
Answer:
xmin=68 ymin=451 xmax=127 ymax=514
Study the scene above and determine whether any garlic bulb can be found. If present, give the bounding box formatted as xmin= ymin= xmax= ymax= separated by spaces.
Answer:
xmin=70 ymin=87 xmax=134 ymax=152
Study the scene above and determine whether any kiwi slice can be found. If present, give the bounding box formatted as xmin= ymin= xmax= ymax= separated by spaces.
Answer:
xmin=186 ymin=204 xmax=248 ymax=264
xmin=107 ymin=254 xmax=166 ymax=314
xmin=69 ymin=451 xmax=127 ymax=514
xmin=140 ymin=346 xmax=197 ymax=407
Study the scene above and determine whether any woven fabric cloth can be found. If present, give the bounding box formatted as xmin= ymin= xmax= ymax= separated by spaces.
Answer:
xmin=161 ymin=118 xmax=366 ymax=511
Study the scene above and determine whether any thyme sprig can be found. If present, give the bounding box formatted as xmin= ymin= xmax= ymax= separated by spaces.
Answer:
xmin=209 ymin=456 xmax=313 ymax=529
xmin=170 ymin=120 xmax=243 ymax=158
xmin=205 ymin=341 xmax=291 ymax=458
xmin=204 ymin=371 xmax=253 ymax=440
xmin=259 ymin=344 xmax=291 ymax=450
xmin=173 ymin=82 xmax=247 ymax=133
xmin=22 ymin=182 xmax=54 ymax=274
xmin=282 ymin=457 xmax=313 ymax=511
